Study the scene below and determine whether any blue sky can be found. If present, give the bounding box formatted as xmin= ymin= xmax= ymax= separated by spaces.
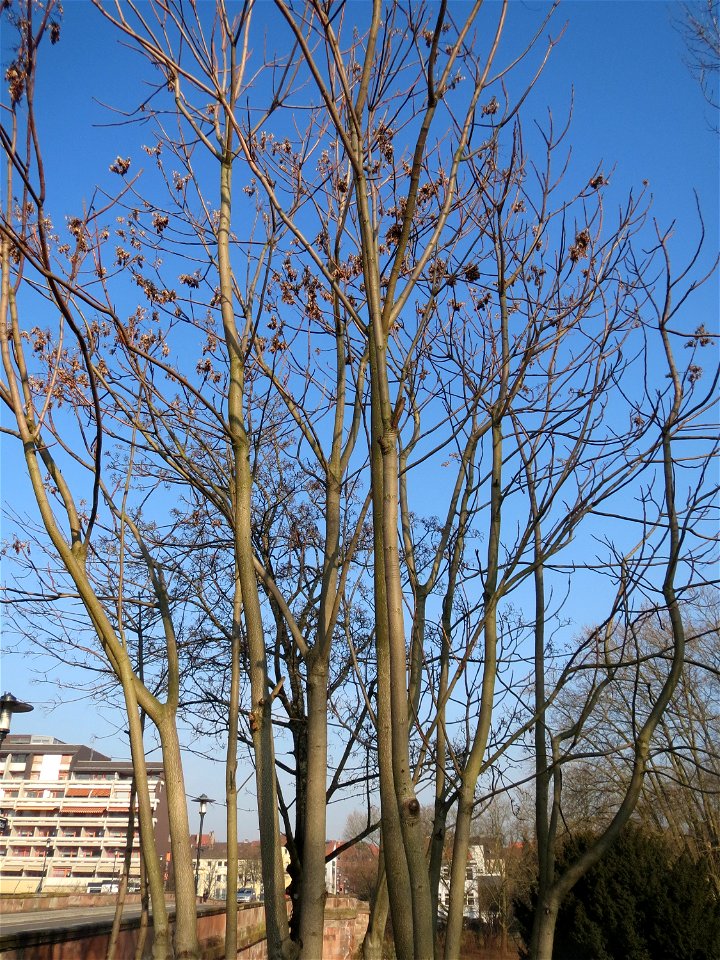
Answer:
xmin=1 ymin=1 xmax=717 ymax=840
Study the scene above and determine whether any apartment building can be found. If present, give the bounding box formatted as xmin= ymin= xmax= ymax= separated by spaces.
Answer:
xmin=0 ymin=734 xmax=169 ymax=895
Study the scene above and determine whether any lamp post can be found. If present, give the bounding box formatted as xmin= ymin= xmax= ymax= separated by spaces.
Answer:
xmin=0 ymin=693 xmax=32 ymax=884
xmin=191 ymin=793 xmax=213 ymax=897
xmin=0 ymin=817 xmax=8 ymax=873
xmin=0 ymin=693 xmax=33 ymax=748
xmin=36 ymin=827 xmax=57 ymax=894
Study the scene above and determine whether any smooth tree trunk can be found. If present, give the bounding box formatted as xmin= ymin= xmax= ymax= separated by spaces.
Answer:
xmin=300 ymin=664 xmax=331 ymax=958
xmin=369 ymin=355 xmax=414 ymax=960
xmin=225 ymin=583 xmax=242 ymax=959
xmin=157 ymin=716 xmax=200 ymax=960
xmin=443 ymin=423 xmax=503 ymax=960
xmin=370 ymin=332 xmax=433 ymax=956
xmin=300 ymin=470 xmax=344 ymax=959
xmin=531 ymin=897 xmax=560 ymax=960
xmin=134 ymin=852 xmax=149 ymax=960
xmin=106 ymin=776 xmax=138 ymax=960
xmin=428 ymin=800 xmax=449 ymax=958
xmin=378 ymin=421 xmax=433 ymax=959
xmin=124 ymin=690 xmax=171 ymax=960
xmin=362 ymin=850 xmax=389 ymax=960
xmin=217 ymin=128 xmax=295 ymax=957
xmin=235 ymin=416 xmax=293 ymax=958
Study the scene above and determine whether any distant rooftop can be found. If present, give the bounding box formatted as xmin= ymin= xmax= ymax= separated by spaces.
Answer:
xmin=0 ymin=734 xmax=111 ymax=762
xmin=6 ymin=735 xmax=66 ymax=745
xmin=0 ymin=735 xmax=164 ymax=775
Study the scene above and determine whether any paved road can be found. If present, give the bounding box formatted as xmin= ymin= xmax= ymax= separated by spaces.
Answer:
xmin=0 ymin=904 xmax=153 ymax=936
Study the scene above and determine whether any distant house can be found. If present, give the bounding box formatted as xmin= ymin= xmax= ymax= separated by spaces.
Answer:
xmin=192 ymin=835 xmax=289 ymax=900
xmin=325 ymin=839 xmax=380 ymax=900
xmin=437 ymin=839 xmax=504 ymax=921
xmin=325 ymin=840 xmax=341 ymax=895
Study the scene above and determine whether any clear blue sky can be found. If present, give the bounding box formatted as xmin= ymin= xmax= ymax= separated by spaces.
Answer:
xmin=1 ymin=1 xmax=717 ymax=840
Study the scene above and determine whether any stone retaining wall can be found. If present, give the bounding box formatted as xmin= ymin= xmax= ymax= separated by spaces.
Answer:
xmin=0 ymin=892 xmax=144 ymax=913
xmin=0 ymin=896 xmax=369 ymax=959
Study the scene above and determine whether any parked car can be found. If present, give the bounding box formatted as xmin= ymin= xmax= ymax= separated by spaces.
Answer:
xmin=85 ymin=880 xmax=120 ymax=894
xmin=236 ymin=887 xmax=255 ymax=902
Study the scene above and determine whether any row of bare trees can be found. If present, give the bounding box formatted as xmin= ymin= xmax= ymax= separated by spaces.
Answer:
xmin=1 ymin=2 xmax=717 ymax=959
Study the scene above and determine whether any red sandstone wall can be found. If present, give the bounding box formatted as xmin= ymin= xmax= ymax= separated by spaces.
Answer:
xmin=0 ymin=897 xmax=368 ymax=959
xmin=236 ymin=899 xmax=369 ymax=960
xmin=321 ymin=899 xmax=371 ymax=960
xmin=0 ymin=893 xmax=144 ymax=913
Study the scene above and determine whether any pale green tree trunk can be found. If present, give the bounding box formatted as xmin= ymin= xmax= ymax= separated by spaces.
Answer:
xmin=372 ymin=334 xmax=434 ymax=959
xmin=225 ymin=583 xmax=241 ymax=959
xmin=369 ymin=355 xmax=415 ymax=960
xmin=157 ymin=717 xmax=200 ymax=960
xmin=300 ymin=666 xmax=331 ymax=958
xmin=217 ymin=143 xmax=294 ymax=958
xmin=362 ymin=848 xmax=389 ymax=960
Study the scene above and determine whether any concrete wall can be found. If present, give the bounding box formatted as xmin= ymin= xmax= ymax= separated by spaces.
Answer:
xmin=0 ymin=896 xmax=369 ymax=959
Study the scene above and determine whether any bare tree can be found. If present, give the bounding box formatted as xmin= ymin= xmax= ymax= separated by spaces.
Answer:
xmin=526 ymin=223 xmax=719 ymax=958
xmin=558 ymin=594 xmax=720 ymax=895
xmin=680 ymin=0 xmax=720 ymax=116
xmin=0 ymin=3 xmax=209 ymax=955
xmin=2 ymin=6 xmax=717 ymax=960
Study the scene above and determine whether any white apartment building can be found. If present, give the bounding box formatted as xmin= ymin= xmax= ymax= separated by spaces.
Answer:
xmin=0 ymin=734 xmax=169 ymax=895
xmin=438 ymin=841 xmax=504 ymax=921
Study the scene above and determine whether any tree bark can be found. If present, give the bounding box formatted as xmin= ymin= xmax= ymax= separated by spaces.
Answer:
xmin=374 ymin=343 xmax=434 ymax=958
xmin=133 ymin=852 xmax=149 ymax=960
xmin=369 ymin=346 xmax=414 ymax=960
xmin=532 ymin=899 xmax=559 ymax=960
xmin=224 ymin=579 xmax=241 ymax=960
xmin=362 ymin=849 xmax=389 ymax=960
xmin=299 ymin=664 xmax=330 ymax=959
xmin=106 ymin=776 xmax=137 ymax=960
xmin=157 ymin=716 xmax=200 ymax=960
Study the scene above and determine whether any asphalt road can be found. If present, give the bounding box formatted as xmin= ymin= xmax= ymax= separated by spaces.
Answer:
xmin=0 ymin=901 xmax=183 ymax=937
xmin=0 ymin=903 xmax=152 ymax=936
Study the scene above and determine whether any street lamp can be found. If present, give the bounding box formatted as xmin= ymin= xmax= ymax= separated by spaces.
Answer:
xmin=0 ymin=693 xmax=33 ymax=748
xmin=36 ymin=827 xmax=57 ymax=894
xmin=191 ymin=793 xmax=213 ymax=896
xmin=1 ymin=693 xmax=33 ymax=875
